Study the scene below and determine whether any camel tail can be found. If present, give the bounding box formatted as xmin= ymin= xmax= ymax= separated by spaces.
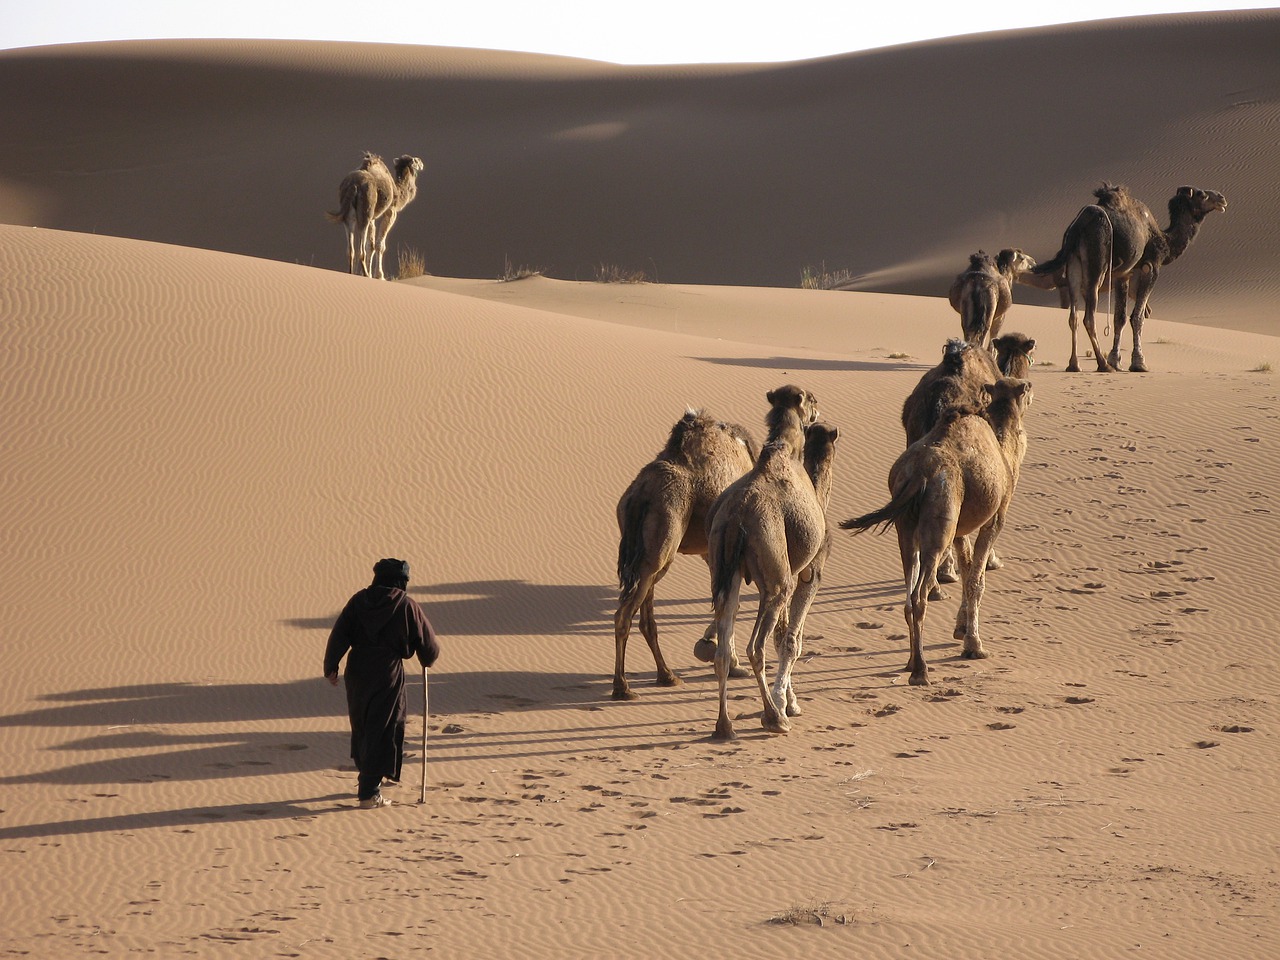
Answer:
xmin=326 ymin=196 xmax=351 ymax=224
xmin=710 ymin=523 xmax=748 ymax=610
xmin=616 ymin=496 xmax=649 ymax=602
xmin=840 ymin=474 xmax=925 ymax=536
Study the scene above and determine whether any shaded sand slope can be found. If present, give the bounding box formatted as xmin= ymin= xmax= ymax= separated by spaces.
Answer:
xmin=2 ymin=9 xmax=1278 ymax=331
xmin=1 ymin=225 xmax=1277 ymax=957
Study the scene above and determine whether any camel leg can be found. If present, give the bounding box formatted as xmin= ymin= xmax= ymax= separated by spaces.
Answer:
xmin=1127 ymin=265 xmax=1158 ymax=373
xmin=746 ymin=584 xmax=791 ymax=733
xmin=898 ymin=525 xmax=935 ymax=686
xmin=772 ymin=554 xmax=825 ymax=718
xmin=712 ymin=576 xmax=744 ymax=741
xmin=638 ymin=592 xmax=681 ymax=688
xmin=1107 ymin=276 xmax=1129 ymax=371
xmin=1064 ymin=263 xmax=1083 ymax=372
xmin=374 ymin=209 xmax=398 ymax=280
xmin=612 ymin=583 xmax=647 ymax=701
xmin=694 ymin=556 xmax=748 ymax=677
xmin=344 ymin=224 xmax=357 ymax=275
xmin=1081 ymin=286 xmax=1113 ymax=373
xmin=955 ymin=518 xmax=1000 ymax=659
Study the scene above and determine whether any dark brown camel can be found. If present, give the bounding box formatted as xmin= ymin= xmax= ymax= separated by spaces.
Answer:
xmin=842 ymin=378 xmax=1032 ymax=686
xmin=1030 ymin=183 xmax=1227 ymax=372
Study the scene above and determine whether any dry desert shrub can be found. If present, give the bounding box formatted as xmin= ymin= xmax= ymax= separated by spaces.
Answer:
xmin=800 ymin=263 xmax=856 ymax=290
xmin=395 ymin=245 xmax=428 ymax=280
xmin=594 ymin=263 xmax=650 ymax=283
xmin=499 ymin=255 xmax=543 ymax=282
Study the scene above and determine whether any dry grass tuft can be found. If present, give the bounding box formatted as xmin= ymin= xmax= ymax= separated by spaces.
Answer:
xmin=499 ymin=256 xmax=543 ymax=282
xmin=1251 ymin=361 xmax=1272 ymax=373
xmin=595 ymin=263 xmax=650 ymax=284
xmin=800 ymin=263 xmax=856 ymax=290
xmin=395 ymin=246 xmax=428 ymax=280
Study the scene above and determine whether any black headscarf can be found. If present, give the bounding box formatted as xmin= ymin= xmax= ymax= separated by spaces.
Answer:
xmin=371 ymin=558 xmax=410 ymax=589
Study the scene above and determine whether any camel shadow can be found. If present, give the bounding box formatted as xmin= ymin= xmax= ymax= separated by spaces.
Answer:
xmin=0 ymin=794 xmax=353 ymax=842
xmin=695 ymin=355 xmax=924 ymax=373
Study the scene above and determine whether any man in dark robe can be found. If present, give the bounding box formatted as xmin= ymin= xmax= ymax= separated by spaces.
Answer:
xmin=324 ymin=558 xmax=440 ymax=808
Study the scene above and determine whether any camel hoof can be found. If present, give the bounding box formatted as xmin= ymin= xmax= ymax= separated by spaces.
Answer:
xmin=961 ymin=648 xmax=990 ymax=660
xmin=985 ymin=555 xmax=1004 ymax=571
xmin=1066 ymin=362 xmax=1081 ymax=373
xmin=908 ymin=672 xmax=931 ymax=687
xmin=928 ymin=586 xmax=949 ymax=602
xmin=936 ymin=568 xmax=959 ymax=585
xmin=786 ymin=703 xmax=803 ymax=718
xmin=762 ymin=713 xmax=791 ymax=734
xmin=729 ymin=664 xmax=751 ymax=679
xmin=692 ymin=638 xmax=716 ymax=663
xmin=611 ymin=685 xmax=638 ymax=702
xmin=712 ymin=720 xmax=738 ymax=742
xmin=1129 ymin=361 xmax=1149 ymax=373
xmin=656 ymin=672 xmax=683 ymax=688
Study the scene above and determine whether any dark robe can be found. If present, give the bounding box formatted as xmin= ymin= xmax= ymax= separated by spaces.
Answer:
xmin=324 ymin=586 xmax=440 ymax=788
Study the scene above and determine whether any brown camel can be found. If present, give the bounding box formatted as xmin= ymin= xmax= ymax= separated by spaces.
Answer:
xmin=327 ymin=152 xmax=425 ymax=279
xmin=1030 ymin=183 xmax=1227 ymax=372
xmin=842 ymin=377 xmax=1031 ymax=685
xmin=612 ymin=409 xmax=758 ymax=700
xmin=692 ymin=383 xmax=820 ymax=665
xmin=901 ymin=335 xmax=1036 ymax=597
xmin=949 ymin=248 xmax=1038 ymax=347
xmin=706 ymin=411 xmax=836 ymax=741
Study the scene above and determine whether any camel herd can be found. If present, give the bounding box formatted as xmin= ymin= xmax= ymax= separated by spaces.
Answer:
xmin=318 ymin=160 xmax=1229 ymax=734
xmin=610 ymin=180 xmax=1228 ymax=740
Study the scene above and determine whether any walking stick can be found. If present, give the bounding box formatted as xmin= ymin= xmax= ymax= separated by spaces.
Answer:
xmin=418 ymin=665 xmax=429 ymax=804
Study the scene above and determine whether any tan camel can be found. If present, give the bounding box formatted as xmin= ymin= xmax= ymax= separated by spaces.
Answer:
xmin=327 ymin=152 xmax=425 ymax=279
xmin=842 ymin=377 xmax=1031 ymax=685
xmin=613 ymin=409 xmax=758 ymax=700
xmin=692 ymin=383 xmax=820 ymax=665
xmin=901 ymin=335 xmax=1036 ymax=597
xmin=1030 ymin=183 xmax=1227 ymax=372
xmin=949 ymin=248 xmax=1038 ymax=347
xmin=705 ymin=413 xmax=837 ymax=741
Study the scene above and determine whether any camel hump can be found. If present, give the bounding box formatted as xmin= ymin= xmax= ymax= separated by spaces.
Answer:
xmin=967 ymin=250 xmax=994 ymax=270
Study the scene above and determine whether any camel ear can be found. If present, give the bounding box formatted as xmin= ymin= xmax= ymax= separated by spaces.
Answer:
xmin=1177 ymin=185 xmax=1194 ymax=196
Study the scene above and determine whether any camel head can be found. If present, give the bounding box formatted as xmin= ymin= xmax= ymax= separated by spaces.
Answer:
xmin=983 ymin=377 xmax=1033 ymax=416
xmin=766 ymin=384 xmax=820 ymax=427
xmin=996 ymin=248 xmax=1037 ymax=277
xmin=1172 ymin=186 xmax=1227 ymax=221
xmin=394 ymin=155 xmax=425 ymax=180
xmin=992 ymin=333 xmax=1036 ymax=379
xmin=940 ymin=337 xmax=971 ymax=373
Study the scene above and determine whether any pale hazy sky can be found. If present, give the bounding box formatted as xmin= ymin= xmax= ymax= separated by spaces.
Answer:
xmin=1 ymin=1 xmax=1273 ymax=62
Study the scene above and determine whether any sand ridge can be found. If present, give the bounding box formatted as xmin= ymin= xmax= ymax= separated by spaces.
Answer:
xmin=2 ymin=14 xmax=1279 ymax=958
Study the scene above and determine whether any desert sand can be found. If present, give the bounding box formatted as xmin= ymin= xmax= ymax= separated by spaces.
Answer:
xmin=2 ymin=11 xmax=1278 ymax=959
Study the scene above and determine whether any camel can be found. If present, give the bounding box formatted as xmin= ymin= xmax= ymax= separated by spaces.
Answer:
xmin=327 ymin=152 xmax=425 ymax=279
xmin=612 ymin=409 xmax=758 ymax=700
xmin=842 ymin=377 xmax=1031 ymax=686
xmin=692 ymin=383 xmax=820 ymax=665
xmin=949 ymin=248 xmax=1038 ymax=347
xmin=901 ymin=335 xmax=1036 ymax=597
xmin=705 ymin=411 xmax=836 ymax=742
xmin=1030 ymin=183 xmax=1227 ymax=372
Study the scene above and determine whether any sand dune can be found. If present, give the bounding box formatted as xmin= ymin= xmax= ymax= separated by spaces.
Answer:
xmin=2 ymin=10 xmax=1278 ymax=331
xmin=2 ymin=13 xmax=1279 ymax=958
